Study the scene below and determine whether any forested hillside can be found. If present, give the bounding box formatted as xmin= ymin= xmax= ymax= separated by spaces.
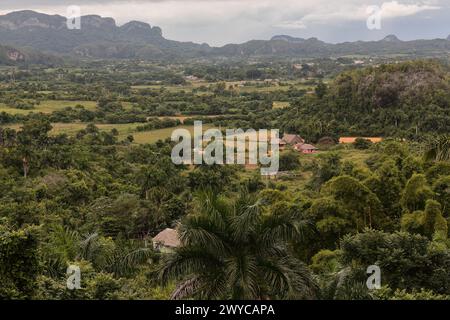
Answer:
xmin=282 ymin=61 xmax=450 ymax=140
xmin=0 ymin=44 xmax=60 ymax=66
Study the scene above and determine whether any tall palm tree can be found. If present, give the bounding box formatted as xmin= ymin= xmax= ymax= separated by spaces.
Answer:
xmin=158 ymin=190 xmax=317 ymax=300
xmin=424 ymin=135 xmax=450 ymax=162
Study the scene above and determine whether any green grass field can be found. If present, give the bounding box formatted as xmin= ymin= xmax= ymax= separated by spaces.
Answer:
xmin=0 ymin=100 xmax=136 ymax=115
xmin=272 ymin=101 xmax=290 ymax=109
xmin=4 ymin=122 xmax=134 ymax=135
xmin=0 ymin=100 xmax=98 ymax=115
xmin=0 ymin=104 xmax=30 ymax=115
xmin=132 ymin=81 xmax=313 ymax=94
xmin=131 ymin=124 xmax=213 ymax=144
xmin=4 ymin=122 xmax=214 ymax=145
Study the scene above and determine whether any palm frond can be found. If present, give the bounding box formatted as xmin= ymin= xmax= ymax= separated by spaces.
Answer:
xmin=424 ymin=135 xmax=450 ymax=162
xmin=260 ymin=215 xmax=312 ymax=247
xmin=225 ymin=255 xmax=260 ymax=299
xmin=259 ymin=259 xmax=291 ymax=298
xmin=170 ymin=276 xmax=201 ymax=300
xmin=113 ymin=247 xmax=155 ymax=276
xmin=231 ymin=195 xmax=262 ymax=243
xmin=180 ymin=226 xmax=228 ymax=256
xmin=199 ymin=273 xmax=229 ymax=300
xmin=47 ymin=225 xmax=80 ymax=262
xmin=286 ymin=259 xmax=319 ymax=299
xmin=79 ymin=232 xmax=99 ymax=260
xmin=193 ymin=189 xmax=229 ymax=231
xmin=158 ymin=247 xmax=222 ymax=285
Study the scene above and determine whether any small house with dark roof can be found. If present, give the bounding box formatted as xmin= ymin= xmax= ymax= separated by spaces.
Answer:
xmin=281 ymin=134 xmax=305 ymax=147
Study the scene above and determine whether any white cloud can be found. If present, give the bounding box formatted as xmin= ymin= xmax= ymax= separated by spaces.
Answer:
xmin=274 ymin=20 xmax=307 ymax=29
xmin=275 ymin=1 xmax=440 ymax=29
xmin=380 ymin=1 xmax=439 ymax=18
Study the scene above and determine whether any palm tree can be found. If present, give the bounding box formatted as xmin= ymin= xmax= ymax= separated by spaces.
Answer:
xmin=78 ymin=232 xmax=155 ymax=277
xmin=424 ymin=135 xmax=450 ymax=162
xmin=42 ymin=226 xmax=154 ymax=278
xmin=158 ymin=189 xmax=317 ymax=300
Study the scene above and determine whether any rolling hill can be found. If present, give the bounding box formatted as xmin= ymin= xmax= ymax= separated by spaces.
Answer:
xmin=0 ymin=10 xmax=449 ymax=61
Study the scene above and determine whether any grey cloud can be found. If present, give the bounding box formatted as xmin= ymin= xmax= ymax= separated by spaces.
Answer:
xmin=0 ymin=0 xmax=448 ymax=46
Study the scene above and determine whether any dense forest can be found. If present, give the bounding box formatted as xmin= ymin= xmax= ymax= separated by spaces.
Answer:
xmin=1 ymin=58 xmax=450 ymax=300
xmin=281 ymin=61 xmax=450 ymax=140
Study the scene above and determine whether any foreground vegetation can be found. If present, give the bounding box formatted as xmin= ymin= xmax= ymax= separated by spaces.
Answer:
xmin=1 ymin=59 xmax=450 ymax=300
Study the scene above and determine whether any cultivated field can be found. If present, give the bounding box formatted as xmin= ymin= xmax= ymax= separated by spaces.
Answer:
xmin=4 ymin=122 xmax=214 ymax=144
xmin=0 ymin=100 xmax=136 ymax=115
xmin=0 ymin=100 xmax=98 ymax=115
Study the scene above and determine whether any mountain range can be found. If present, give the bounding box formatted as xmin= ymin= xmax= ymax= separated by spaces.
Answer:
xmin=0 ymin=10 xmax=449 ymax=62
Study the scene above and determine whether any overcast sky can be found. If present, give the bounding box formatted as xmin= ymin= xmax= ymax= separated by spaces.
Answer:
xmin=0 ymin=0 xmax=448 ymax=46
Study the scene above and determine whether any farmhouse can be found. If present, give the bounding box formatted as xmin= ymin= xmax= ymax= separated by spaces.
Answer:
xmin=281 ymin=134 xmax=305 ymax=147
xmin=279 ymin=133 xmax=318 ymax=154
xmin=153 ymin=228 xmax=181 ymax=253
xmin=339 ymin=137 xmax=383 ymax=144
xmin=294 ymin=143 xmax=318 ymax=154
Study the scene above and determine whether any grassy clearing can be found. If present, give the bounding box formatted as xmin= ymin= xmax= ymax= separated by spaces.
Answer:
xmin=3 ymin=122 xmax=214 ymax=145
xmin=131 ymin=83 xmax=205 ymax=93
xmin=0 ymin=100 xmax=135 ymax=115
xmin=151 ymin=116 xmax=192 ymax=124
xmin=0 ymin=100 xmax=98 ymax=115
xmin=272 ymin=101 xmax=290 ymax=109
xmin=334 ymin=147 xmax=373 ymax=166
xmin=145 ymin=115 xmax=222 ymax=124
xmin=132 ymin=81 xmax=313 ymax=94
xmin=37 ymin=100 xmax=98 ymax=113
xmin=131 ymin=124 xmax=213 ymax=144
xmin=0 ymin=103 xmax=30 ymax=115
xmin=5 ymin=122 xmax=145 ymax=136
xmin=3 ymin=122 xmax=136 ymax=135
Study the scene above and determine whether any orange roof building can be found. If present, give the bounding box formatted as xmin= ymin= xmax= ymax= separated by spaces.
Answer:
xmin=339 ymin=137 xmax=383 ymax=144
